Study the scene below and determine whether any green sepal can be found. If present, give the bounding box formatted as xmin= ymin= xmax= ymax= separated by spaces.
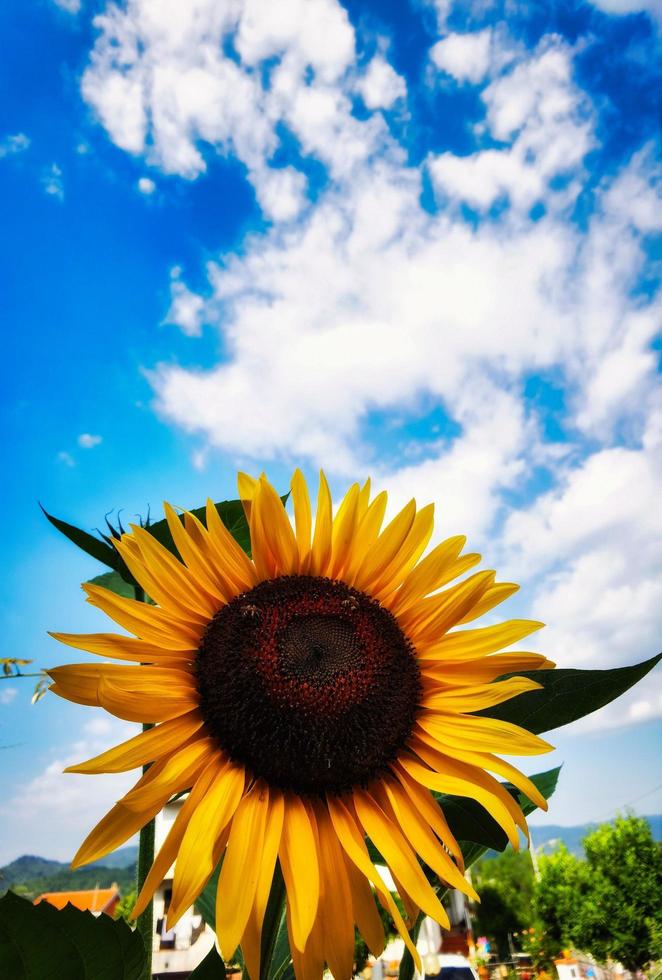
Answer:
xmin=0 ymin=891 xmax=146 ymax=980
xmin=481 ymin=653 xmax=662 ymax=734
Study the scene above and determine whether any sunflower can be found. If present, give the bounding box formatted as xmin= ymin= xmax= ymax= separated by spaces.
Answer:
xmin=49 ymin=471 xmax=554 ymax=978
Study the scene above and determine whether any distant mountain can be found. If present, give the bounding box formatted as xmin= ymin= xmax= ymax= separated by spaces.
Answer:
xmin=88 ymin=846 xmax=138 ymax=870
xmin=529 ymin=814 xmax=661 ymax=855
xmin=0 ymin=848 xmax=138 ymax=901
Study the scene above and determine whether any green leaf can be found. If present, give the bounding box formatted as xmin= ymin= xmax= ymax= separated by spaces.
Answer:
xmin=440 ymin=766 xmax=561 ymax=853
xmin=41 ymin=505 xmax=119 ymax=571
xmin=0 ymin=892 xmax=146 ymax=980
xmin=189 ymin=945 xmax=226 ymax=979
xmin=195 ymin=865 xmax=220 ymax=931
xmin=87 ymin=571 xmax=137 ymax=600
xmin=480 ymin=654 xmax=662 ymax=734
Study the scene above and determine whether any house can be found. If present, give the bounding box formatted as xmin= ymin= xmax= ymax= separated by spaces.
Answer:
xmin=34 ymin=884 xmax=120 ymax=917
xmin=150 ymin=798 xmax=217 ymax=978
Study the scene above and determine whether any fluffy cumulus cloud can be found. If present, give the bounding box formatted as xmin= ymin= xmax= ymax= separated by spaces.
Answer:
xmin=78 ymin=432 xmax=103 ymax=448
xmin=429 ymin=38 xmax=594 ymax=213
xmin=588 ymin=0 xmax=662 ymax=22
xmin=0 ymin=717 xmax=136 ymax=864
xmin=430 ymin=29 xmax=493 ymax=84
xmin=79 ymin=0 xmax=661 ymax=730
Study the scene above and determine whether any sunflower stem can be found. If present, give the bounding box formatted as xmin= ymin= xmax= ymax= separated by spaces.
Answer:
xmin=397 ymin=913 xmax=425 ymax=980
xmin=133 ymin=583 xmax=155 ymax=980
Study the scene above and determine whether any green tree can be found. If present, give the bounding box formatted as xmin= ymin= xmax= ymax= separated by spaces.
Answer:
xmin=533 ymin=815 xmax=662 ymax=972
xmin=472 ymin=849 xmax=536 ymax=958
xmin=534 ymin=844 xmax=588 ymax=955
xmin=575 ymin=814 xmax=662 ymax=971
xmin=114 ymin=889 xmax=136 ymax=925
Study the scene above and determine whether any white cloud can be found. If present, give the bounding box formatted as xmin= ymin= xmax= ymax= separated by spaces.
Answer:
xmin=252 ymin=165 xmax=307 ymax=222
xmin=0 ymin=133 xmax=30 ymax=158
xmin=57 ymin=451 xmax=75 ymax=467
xmin=78 ymin=433 xmax=103 ymax=448
xmin=588 ymin=0 xmax=662 ymax=22
xmin=137 ymin=176 xmax=156 ymax=194
xmin=164 ymin=268 xmax=206 ymax=337
xmin=357 ymin=55 xmax=407 ymax=109
xmin=42 ymin=163 xmax=64 ymax=201
xmin=0 ymin=687 xmax=18 ymax=706
xmin=430 ymin=29 xmax=492 ymax=84
xmin=0 ymin=716 xmax=136 ymax=865
xmin=429 ymin=40 xmax=594 ymax=214
xmin=80 ymin=0 xmax=365 ymax=214
xmin=76 ymin=0 xmax=661 ymax=741
xmin=52 ymin=0 xmax=82 ymax=12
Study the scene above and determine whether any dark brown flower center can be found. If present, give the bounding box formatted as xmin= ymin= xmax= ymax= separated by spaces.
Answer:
xmin=196 ymin=575 xmax=421 ymax=795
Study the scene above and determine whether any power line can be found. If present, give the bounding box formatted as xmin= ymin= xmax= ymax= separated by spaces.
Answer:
xmin=595 ymin=782 xmax=662 ymax=822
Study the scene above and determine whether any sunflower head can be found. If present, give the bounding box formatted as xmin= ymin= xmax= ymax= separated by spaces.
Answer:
xmin=49 ymin=470 xmax=554 ymax=978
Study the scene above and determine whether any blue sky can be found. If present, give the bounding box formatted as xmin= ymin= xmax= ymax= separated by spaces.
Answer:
xmin=1 ymin=0 xmax=661 ymax=864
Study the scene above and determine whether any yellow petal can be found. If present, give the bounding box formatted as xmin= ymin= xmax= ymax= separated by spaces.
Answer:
xmin=315 ymin=803 xmax=355 ymax=980
xmin=47 ymin=663 xmax=192 ymax=705
xmin=204 ymin=498 xmax=257 ymax=589
xmin=429 ymin=745 xmax=549 ymax=811
xmin=183 ymin=511 xmax=241 ymax=600
xmin=327 ymin=795 xmax=421 ymax=973
xmin=328 ymin=483 xmax=360 ymax=578
xmin=240 ymin=791 xmax=285 ymax=980
xmin=163 ymin=503 xmax=227 ymax=600
xmin=72 ymin=759 xmax=172 ymax=868
xmin=168 ymin=758 xmax=245 ymax=925
xmin=413 ymin=735 xmax=532 ymax=840
xmin=342 ymin=848 xmax=385 ymax=957
xmin=370 ymin=503 xmax=435 ymax=599
xmin=238 ymin=471 xmax=258 ymax=519
xmin=388 ymin=536 xmax=475 ymax=614
xmin=129 ymin=523 xmax=220 ymax=618
xmin=291 ymin=469 xmax=312 ymax=569
xmin=421 ymin=676 xmax=543 ymax=712
xmin=253 ymin=477 xmax=299 ymax=577
xmin=308 ymin=471 xmax=333 ymax=576
xmin=420 ymin=619 xmax=545 ymax=661
xmin=398 ymin=570 xmax=495 ymax=641
xmin=287 ymin=904 xmax=325 ymax=980
xmin=417 ymin=711 xmax=553 ymax=756
xmin=65 ymin=711 xmax=204 ymax=774
xmin=458 ymin=582 xmax=520 ymax=623
xmin=133 ymin=758 xmax=220 ymax=918
xmin=353 ymin=499 xmax=416 ymax=593
xmin=122 ymin=737 xmax=214 ymax=812
xmin=420 ymin=652 xmax=554 ymax=684
xmin=343 ymin=491 xmax=388 ymax=584
xmin=68 ymin=673 xmax=197 ymax=723
xmin=48 ymin=631 xmax=192 ymax=665
xmin=112 ymin=536 xmax=211 ymax=624
xmin=216 ymin=781 xmax=271 ymax=959
xmin=379 ymin=779 xmax=475 ymax=901
xmin=279 ymin=795 xmax=319 ymax=952
xmin=393 ymin=762 xmax=464 ymax=869
xmin=353 ymin=788 xmax=448 ymax=925
xmin=83 ymin=582 xmax=201 ymax=649
xmin=357 ymin=478 xmax=372 ymax=518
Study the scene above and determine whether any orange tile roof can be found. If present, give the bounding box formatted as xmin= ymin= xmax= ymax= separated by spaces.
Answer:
xmin=35 ymin=886 xmax=119 ymax=914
